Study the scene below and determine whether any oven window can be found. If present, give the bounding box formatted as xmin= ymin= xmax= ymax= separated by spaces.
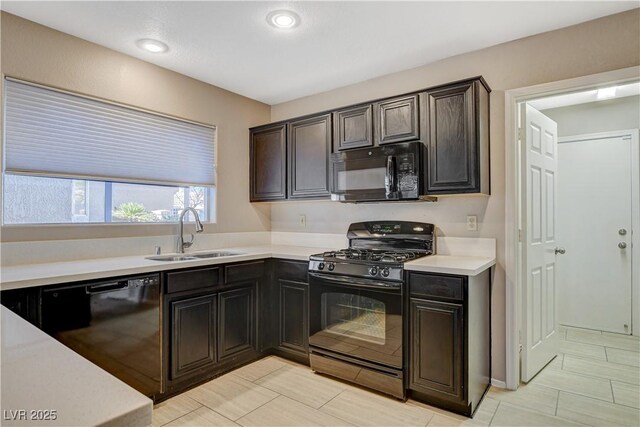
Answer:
xmin=321 ymin=292 xmax=386 ymax=344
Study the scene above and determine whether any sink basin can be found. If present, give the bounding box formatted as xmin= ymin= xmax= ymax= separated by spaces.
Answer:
xmin=191 ymin=251 xmax=246 ymax=258
xmin=146 ymin=255 xmax=198 ymax=262
xmin=146 ymin=251 xmax=245 ymax=261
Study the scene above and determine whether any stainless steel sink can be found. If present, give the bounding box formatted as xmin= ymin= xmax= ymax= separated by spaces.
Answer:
xmin=146 ymin=255 xmax=199 ymax=262
xmin=146 ymin=251 xmax=245 ymax=261
xmin=191 ymin=251 xmax=245 ymax=258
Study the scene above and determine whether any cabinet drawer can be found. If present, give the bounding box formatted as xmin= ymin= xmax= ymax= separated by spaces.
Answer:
xmin=225 ymin=261 xmax=265 ymax=284
xmin=276 ymin=260 xmax=308 ymax=282
xmin=166 ymin=267 xmax=220 ymax=294
xmin=409 ymin=273 xmax=464 ymax=301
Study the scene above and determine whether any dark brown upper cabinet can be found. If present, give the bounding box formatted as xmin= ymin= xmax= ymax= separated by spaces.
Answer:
xmin=288 ymin=114 xmax=331 ymax=199
xmin=374 ymin=94 xmax=420 ymax=145
xmin=250 ymin=124 xmax=287 ymax=201
xmin=424 ymin=79 xmax=490 ymax=195
xmin=333 ymin=104 xmax=373 ymax=151
xmin=250 ymin=76 xmax=490 ymax=200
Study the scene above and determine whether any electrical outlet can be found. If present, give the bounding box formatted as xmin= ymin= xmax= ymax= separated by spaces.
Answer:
xmin=466 ymin=215 xmax=478 ymax=231
xmin=299 ymin=214 xmax=306 ymax=228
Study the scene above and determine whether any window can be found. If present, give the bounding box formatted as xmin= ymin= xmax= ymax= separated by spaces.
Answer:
xmin=3 ymin=175 xmax=215 ymax=224
xmin=3 ymin=78 xmax=216 ymax=225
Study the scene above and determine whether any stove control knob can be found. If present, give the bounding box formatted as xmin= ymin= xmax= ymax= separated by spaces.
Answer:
xmin=369 ymin=266 xmax=379 ymax=276
xmin=381 ymin=267 xmax=390 ymax=278
xmin=328 ymin=263 xmax=335 ymax=271
xmin=318 ymin=262 xmax=325 ymax=270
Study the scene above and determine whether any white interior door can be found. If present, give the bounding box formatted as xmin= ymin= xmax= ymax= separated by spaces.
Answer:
xmin=521 ymin=104 xmax=559 ymax=383
xmin=557 ymin=133 xmax=633 ymax=334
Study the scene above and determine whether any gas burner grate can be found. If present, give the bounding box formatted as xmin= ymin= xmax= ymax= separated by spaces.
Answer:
xmin=322 ymin=248 xmax=426 ymax=263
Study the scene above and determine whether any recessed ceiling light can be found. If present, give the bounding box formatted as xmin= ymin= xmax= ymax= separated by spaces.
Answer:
xmin=267 ymin=10 xmax=300 ymax=29
xmin=596 ymin=86 xmax=617 ymax=100
xmin=136 ymin=38 xmax=169 ymax=53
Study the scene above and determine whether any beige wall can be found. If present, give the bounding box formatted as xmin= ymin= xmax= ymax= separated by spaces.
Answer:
xmin=542 ymin=95 xmax=640 ymax=137
xmin=270 ymin=9 xmax=640 ymax=382
xmin=0 ymin=12 xmax=271 ymax=242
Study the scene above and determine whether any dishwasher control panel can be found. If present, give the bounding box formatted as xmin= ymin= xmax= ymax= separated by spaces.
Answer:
xmin=129 ymin=275 xmax=160 ymax=287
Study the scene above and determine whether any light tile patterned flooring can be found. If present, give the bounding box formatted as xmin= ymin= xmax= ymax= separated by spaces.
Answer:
xmin=153 ymin=326 xmax=639 ymax=426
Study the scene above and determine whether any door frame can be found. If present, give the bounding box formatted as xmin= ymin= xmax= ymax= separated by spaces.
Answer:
xmin=504 ymin=65 xmax=640 ymax=390
xmin=557 ymin=129 xmax=640 ymax=334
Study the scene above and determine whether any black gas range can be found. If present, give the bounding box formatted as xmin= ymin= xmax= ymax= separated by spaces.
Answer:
xmin=308 ymin=221 xmax=435 ymax=399
xmin=309 ymin=221 xmax=434 ymax=282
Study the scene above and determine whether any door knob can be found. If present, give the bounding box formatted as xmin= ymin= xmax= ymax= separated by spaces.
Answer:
xmin=618 ymin=242 xmax=627 ymax=249
xmin=619 ymin=229 xmax=627 ymax=236
xmin=555 ymin=247 xmax=566 ymax=255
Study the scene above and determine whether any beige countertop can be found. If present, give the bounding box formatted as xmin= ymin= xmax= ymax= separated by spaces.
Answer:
xmin=0 ymin=245 xmax=495 ymax=291
xmin=0 ymin=305 xmax=152 ymax=427
xmin=0 ymin=245 xmax=322 ymax=291
xmin=405 ymin=255 xmax=496 ymax=276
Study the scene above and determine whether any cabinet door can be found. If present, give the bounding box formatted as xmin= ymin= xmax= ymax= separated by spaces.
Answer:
xmin=250 ymin=124 xmax=286 ymax=201
xmin=279 ymin=279 xmax=309 ymax=353
xmin=170 ymin=294 xmax=216 ymax=381
xmin=218 ymin=285 xmax=256 ymax=360
xmin=410 ymin=298 xmax=464 ymax=404
xmin=333 ymin=104 xmax=373 ymax=151
xmin=288 ymin=114 xmax=331 ymax=199
xmin=424 ymin=81 xmax=480 ymax=193
xmin=375 ymin=95 xmax=419 ymax=145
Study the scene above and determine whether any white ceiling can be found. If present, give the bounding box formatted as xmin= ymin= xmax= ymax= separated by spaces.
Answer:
xmin=2 ymin=1 xmax=638 ymax=105
xmin=529 ymin=82 xmax=640 ymax=110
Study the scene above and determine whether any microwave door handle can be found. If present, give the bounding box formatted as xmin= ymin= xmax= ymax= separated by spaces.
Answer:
xmin=385 ymin=155 xmax=397 ymax=197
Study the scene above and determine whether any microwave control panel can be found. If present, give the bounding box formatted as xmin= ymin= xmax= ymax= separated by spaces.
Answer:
xmin=397 ymin=153 xmax=418 ymax=195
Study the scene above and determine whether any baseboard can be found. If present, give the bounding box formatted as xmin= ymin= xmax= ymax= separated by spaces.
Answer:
xmin=490 ymin=378 xmax=507 ymax=388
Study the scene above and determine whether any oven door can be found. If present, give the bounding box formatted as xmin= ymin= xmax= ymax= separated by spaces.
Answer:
xmin=330 ymin=141 xmax=420 ymax=202
xmin=308 ymin=272 xmax=403 ymax=369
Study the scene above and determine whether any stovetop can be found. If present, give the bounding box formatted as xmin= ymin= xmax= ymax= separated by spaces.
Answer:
xmin=314 ymin=248 xmax=429 ymax=264
xmin=308 ymin=221 xmax=435 ymax=282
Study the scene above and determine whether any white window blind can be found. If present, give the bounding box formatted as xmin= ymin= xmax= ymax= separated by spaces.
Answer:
xmin=4 ymin=78 xmax=216 ymax=187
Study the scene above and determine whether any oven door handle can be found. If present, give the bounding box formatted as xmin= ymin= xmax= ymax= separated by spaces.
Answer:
xmin=309 ymin=272 xmax=402 ymax=291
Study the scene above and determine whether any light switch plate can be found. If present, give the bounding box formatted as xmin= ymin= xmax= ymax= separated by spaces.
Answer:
xmin=299 ymin=214 xmax=306 ymax=228
xmin=466 ymin=215 xmax=478 ymax=231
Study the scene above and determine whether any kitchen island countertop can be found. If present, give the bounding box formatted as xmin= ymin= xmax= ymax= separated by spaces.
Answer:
xmin=0 ymin=305 xmax=152 ymax=427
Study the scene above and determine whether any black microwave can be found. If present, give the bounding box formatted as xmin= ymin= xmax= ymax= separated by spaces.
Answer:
xmin=330 ymin=141 xmax=429 ymax=202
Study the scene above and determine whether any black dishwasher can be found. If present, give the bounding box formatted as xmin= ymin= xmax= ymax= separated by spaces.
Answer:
xmin=41 ymin=274 xmax=162 ymax=398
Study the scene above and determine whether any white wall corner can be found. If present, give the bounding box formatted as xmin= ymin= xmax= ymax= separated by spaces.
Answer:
xmin=490 ymin=378 xmax=507 ymax=389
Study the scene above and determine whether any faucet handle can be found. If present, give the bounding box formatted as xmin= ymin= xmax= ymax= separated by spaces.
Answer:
xmin=154 ymin=246 xmax=161 ymax=255
xmin=183 ymin=233 xmax=195 ymax=249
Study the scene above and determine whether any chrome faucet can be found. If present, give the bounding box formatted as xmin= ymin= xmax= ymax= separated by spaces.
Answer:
xmin=176 ymin=207 xmax=204 ymax=253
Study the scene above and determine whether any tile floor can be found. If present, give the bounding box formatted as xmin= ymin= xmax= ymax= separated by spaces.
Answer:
xmin=152 ymin=326 xmax=639 ymax=426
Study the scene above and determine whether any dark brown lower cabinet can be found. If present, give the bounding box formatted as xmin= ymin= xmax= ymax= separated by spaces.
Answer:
xmin=279 ymin=279 xmax=309 ymax=353
xmin=163 ymin=261 xmax=262 ymax=397
xmin=410 ymin=299 xmax=464 ymax=402
xmin=271 ymin=260 xmax=310 ymax=363
xmin=218 ymin=284 xmax=256 ymax=360
xmin=169 ymin=294 xmax=217 ymax=382
xmin=408 ymin=270 xmax=491 ymax=417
